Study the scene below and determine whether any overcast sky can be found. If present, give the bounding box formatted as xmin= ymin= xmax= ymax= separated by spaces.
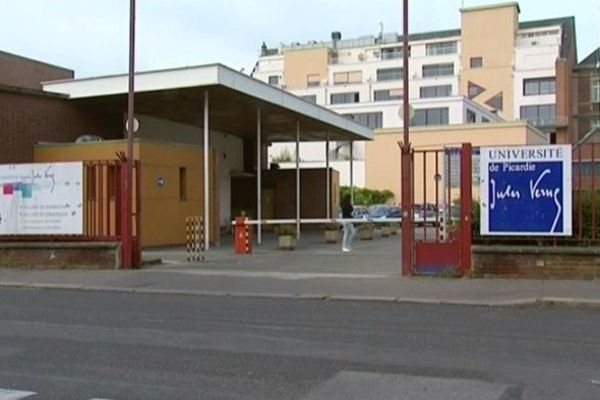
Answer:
xmin=0 ymin=0 xmax=598 ymax=78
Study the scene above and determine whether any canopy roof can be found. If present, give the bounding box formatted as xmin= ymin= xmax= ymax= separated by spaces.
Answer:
xmin=42 ymin=64 xmax=373 ymax=142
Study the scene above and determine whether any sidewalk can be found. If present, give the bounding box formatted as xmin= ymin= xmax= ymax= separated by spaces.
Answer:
xmin=1 ymin=232 xmax=599 ymax=307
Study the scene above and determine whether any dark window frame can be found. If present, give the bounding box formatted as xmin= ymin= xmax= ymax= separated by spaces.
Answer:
xmin=422 ymin=63 xmax=454 ymax=78
xmin=330 ymin=92 xmax=360 ymax=104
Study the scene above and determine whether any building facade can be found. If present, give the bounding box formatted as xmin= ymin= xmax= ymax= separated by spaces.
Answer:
xmin=0 ymin=51 xmax=122 ymax=164
xmin=252 ymin=2 xmax=577 ymax=188
xmin=573 ymin=48 xmax=600 ymax=142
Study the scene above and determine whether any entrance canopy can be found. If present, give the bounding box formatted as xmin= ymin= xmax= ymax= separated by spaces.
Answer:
xmin=42 ymin=63 xmax=373 ymax=142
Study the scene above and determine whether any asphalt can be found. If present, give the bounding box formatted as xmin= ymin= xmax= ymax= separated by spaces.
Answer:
xmin=0 ymin=231 xmax=599 ymax=307
xmin=1 ymin=288 xmax=600 ymax=399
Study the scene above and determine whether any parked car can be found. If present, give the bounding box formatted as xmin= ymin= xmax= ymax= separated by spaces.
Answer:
xmin=439 ymin=205 xmax=460 ymax=224
xmin=351 ymin=205 xmax=370 ymax=219
xmin=413 ymin=203 xmax=438 ymax=226
xmin=368 ymin=205 xmax=402 ymax=220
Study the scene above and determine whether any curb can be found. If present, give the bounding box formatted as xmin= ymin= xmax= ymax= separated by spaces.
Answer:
xmin=2 ymin=282 xmax=599 ymax=308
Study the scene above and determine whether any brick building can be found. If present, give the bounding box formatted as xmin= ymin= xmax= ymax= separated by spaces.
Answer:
xmin=573 ymin=48 xmax=600 ymax=142
xmin=0 ymin=51 xmax=121 ymax=164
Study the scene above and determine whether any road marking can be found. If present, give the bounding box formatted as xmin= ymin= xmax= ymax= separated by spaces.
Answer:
xmin=0 ymin=389 xmax=36 ymax=400
xmin=592 ymin=379 xmax=600 ymax=386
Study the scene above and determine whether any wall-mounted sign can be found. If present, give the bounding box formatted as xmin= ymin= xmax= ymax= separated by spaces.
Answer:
xmin=480 ymin=145 xmax=572 ymax=236
xmin=0 ymin=162 xmax=83 ymax=235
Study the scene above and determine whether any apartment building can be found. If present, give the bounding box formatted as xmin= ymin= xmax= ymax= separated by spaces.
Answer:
xmin=252 ymin=2 xmax=577 ymax=187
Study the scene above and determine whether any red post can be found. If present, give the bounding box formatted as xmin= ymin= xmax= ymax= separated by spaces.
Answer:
xmin=400 ymin=0 xmax=413 ymax=276
xmin=133 ymin=161 xmax=142 ymax=268
xmin=459 ymin=143 xmax=473 ymax=276
xmin=120 ymin=162 xmax=132 ymax=268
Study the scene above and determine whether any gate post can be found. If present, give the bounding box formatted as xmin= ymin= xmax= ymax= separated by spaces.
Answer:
xmin=460 ymin=143 xmax=473 ymax=276
xmin=120 ymin=160 xmax=132 ymax=269
xmin=400 ymin=143 xmax=413 ymax=276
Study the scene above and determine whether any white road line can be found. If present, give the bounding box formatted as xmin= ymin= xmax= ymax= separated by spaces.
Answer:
xmin=591 ymin=379 xmax=600 ymax=386
xmin=0 ymin=389 xmax=36 ymax=400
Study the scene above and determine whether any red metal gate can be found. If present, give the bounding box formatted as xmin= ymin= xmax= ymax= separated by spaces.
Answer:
xmin=408 ymin=143 xmax=472 ymax=277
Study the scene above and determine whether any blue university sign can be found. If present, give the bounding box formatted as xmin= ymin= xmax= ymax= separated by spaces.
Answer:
xmin=480 ymin=145 xmax=572 ymax=236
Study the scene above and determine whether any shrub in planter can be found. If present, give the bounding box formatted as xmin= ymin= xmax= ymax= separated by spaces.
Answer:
xmin=277 ymin=224 xmax=297 ymax=250
xmin=359 ymin=222 xmax=375 ymax=240
xmin=380 ymin=223 xmax=391 ymax=237
xmin=323 ymin=223 xmax=340 ymax=243
xmin=389 ymin=222 xmax=400 ymax=235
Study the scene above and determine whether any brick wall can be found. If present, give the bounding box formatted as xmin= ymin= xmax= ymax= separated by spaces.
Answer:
xmin=472 ymin=245 xmax=600 ymax=279
xmin=574 ymin=68 xmax=600 ymax=141
xmin=0 ymin=50 xmax=73 ymax=90
xmin=0 ymin=87 xmax=122 ymax=164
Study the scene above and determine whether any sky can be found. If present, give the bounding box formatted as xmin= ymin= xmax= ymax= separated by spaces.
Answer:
xmin=0 ymin=0 xmax=599 ymax=78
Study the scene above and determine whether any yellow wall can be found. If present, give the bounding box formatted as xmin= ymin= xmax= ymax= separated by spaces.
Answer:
xmin=365 ymin=122 xmax=547 ymax=204
xmin=460 ymin=3 xmax=519 ymax=119
xmin=284 ymin=48 xmax=330 ymax=89
xmin=34 ymin=140 xmax=214 ymax=247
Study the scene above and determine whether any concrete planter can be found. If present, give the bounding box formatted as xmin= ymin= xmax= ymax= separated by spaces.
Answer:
xmin=380 ymin=226 xmax=391 ymax=237
xmin=324 ymin=230 xmax=340 ymax=243
xmin=278 ymin=235 xmax=297 ymax=250
xmin=359 ymin=227 xmax=374 ymax=240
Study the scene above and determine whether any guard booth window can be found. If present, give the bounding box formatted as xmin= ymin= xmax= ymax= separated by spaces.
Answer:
xmin=179 ymin=167 xmax=187 ymax=201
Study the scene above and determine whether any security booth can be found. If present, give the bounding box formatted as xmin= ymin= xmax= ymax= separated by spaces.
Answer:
xmin=38 ymin=64 xmax=373 ymax=254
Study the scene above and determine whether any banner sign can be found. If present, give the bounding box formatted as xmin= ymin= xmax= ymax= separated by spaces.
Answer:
xmin=0 ymin=162 xmax=84 ymax=235
xmin=480 ymin=145 xmax=572 ymax=236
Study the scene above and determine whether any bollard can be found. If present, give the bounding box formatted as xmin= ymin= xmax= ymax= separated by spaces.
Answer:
xmin=186 ymin=216 xmax=205 ymax=262
xmin=234 ymin=216 xmax=252 ymax=254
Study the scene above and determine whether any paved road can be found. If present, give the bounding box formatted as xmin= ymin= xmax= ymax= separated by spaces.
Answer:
xmin=0 ymin=288 xmax=599 ymax=400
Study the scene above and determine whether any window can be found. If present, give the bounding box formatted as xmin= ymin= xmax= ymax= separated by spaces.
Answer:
xmin=376 ymin=67 xmax=403 ymax=81
xmin=420 ymin=85 xmax=452 ymax=98
xmin=268 ymin=75 xmax=280 ymax=85
xmin=381 ymin=47 xmax=404 ymax=60
xmin=592 ymin=78 xmax=600 ymax=103
xmin=411 ymin=108 xmax=449 ymax=127
xmin=374 ymin=88 xmax=403 ymax=101
xmin=485 ymin=92 xmax=503 ymax=111
xmin=300 ymin=95 xmax=317 ymax=103
xmin=523 ymin=77 xmax=556 ymax=96
xmin=307 ymin=74 xmax=320 ymax=87
xmin=520 ymin=104 xmax=556 ymax=126
xmin=179 ymin=167 xmax=187 ymax=201
xmin=333 ymin=70 xmax=362 ymax=85
xmin=330 ymin=92 xmax=359 ymax=104
xmin=466 ymin=109 xmax=477 ymax=123
xmin=422 ymin=63 xmax=454 ymax=78
xmin=470 ymin=57 xmax=483 ymax=69
xmin=468 ymin=81 xmax=485 ymax=99
xmin=426 ymin=41 xmax=457 ymax=56
xmin=344 ymin=112 xmax=383 ymax=129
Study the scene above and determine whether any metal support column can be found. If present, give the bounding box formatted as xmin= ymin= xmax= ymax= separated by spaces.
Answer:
xmin=325 ymin=133 xmax=331 ymax=219
xmin=256 ymin=108 xmax=262 ymax=244
xmin=203 ymin=90 xmax=210 ymax=251
xmin=349 ymin=141 xmax=354 ymax=205
xmin=296 ymin=121 xmax=301 ymax=239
